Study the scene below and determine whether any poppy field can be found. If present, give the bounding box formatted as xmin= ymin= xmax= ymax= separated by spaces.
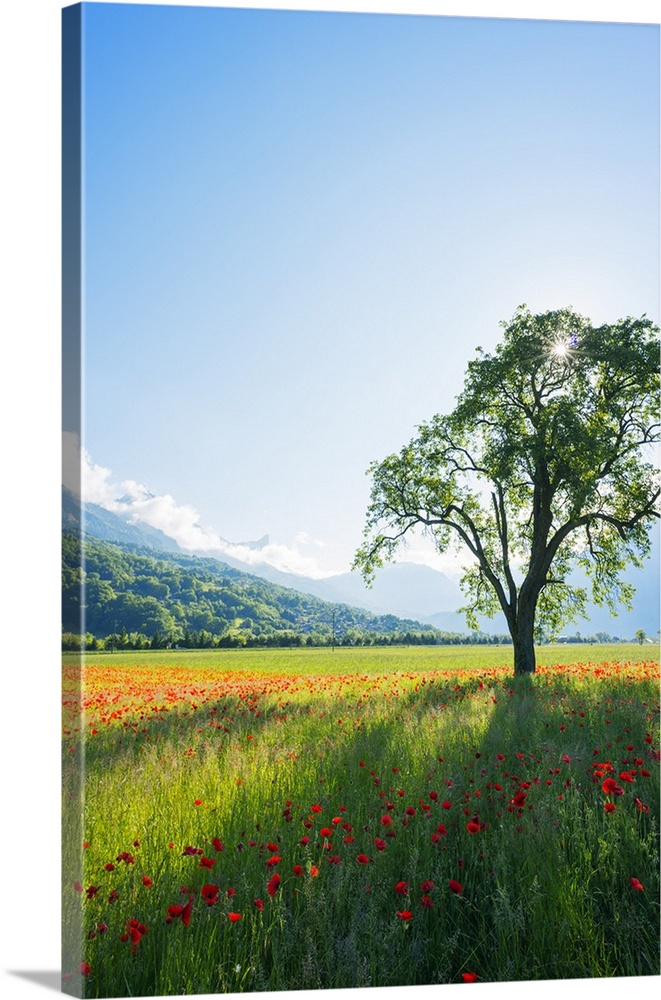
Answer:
xmin=62 ymin=645 xmax=660 ymax=997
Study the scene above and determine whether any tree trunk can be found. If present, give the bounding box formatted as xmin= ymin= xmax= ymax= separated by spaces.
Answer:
xmin=512 ymin=605 xmax=536 ymax=675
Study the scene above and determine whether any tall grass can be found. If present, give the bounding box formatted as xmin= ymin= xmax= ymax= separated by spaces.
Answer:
xmin=62 ymin=646 xmax=660 ymax=997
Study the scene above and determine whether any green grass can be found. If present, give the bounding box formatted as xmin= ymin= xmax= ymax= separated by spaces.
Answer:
xmin=66 ymin=640 xmax=655 ymax=674
xmin=62 ymin=645 xmax=660 ymax=997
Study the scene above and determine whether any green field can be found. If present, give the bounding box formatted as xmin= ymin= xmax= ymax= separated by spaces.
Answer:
xmin=63 ymin=644 xmax=660 ymax=996
xmin=66 ymin=640 xmax=657 ymax=674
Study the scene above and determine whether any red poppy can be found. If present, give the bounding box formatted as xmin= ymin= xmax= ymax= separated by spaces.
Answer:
xmin=201 ymin=884 xmax=219 ymax=906
xmin=381 ymin=814 xmax=393 ymax=826
xmin=462 ymin=972 xmax=478 ymax=982
xmin=267 ymin=873 xmax=281 ymax=896
xmin=630 ymin=877 xmax=644 ymax=891
xmin=142 ymin=876 xmax=153 ymax=887
xmin=448 ymin=880 xmax=463 ymax=895
xmin=309 ymin=865 xmax=319 ymax=877
xmin=166 ymin=898 xmax=193 ymax=926
xmin=442 ymin=801 xmax=452 ymax=810
xmin=420 ymin=895 xmax=434 ymax=908
xmin=212 ymin=837 xmax=224 ymax=852
xmin=320 ymin=827 xmax=332 ymax=837
xmin=183 ymin=845 xmax=203 ymax=856
xmin=228 ymin=912 xmax=242 ymax=922
xmin=311 ymin=804 xmax=323 ymax=813
xmin=421 ymin=880 xmax=435 ymax=893
xmin=125 ymin=918 xmax=148 ymax=950
xmin=396 ymin=910 xmax=413 ymax=921
xmin=394 ymin=881 xmax=409 ymax=896
xmin=265 ymin=855 xmax=282 ymax=868
xmin=356 ymin=853 xmax=370 ymax=865
xmin=267 ymin=842 xmax=279 ymax=852
xmin=254 ymin=898 xmax=265 ymax=910
xmin=200 ymin=856 xmax=216 ymax=869
xmin=300 ymin=835 xmax=310 ymax=846
xmin=80 ymin=962 xmax=92 ymax=977
xmin=375 ymin=838 xmax=387 ymax=851
xmin=604 ymin=802 xmax=616 ymax=813
xmin=292 ymin=865 xmax=304 ymax=876
xmin=466 ymin=821 xmax=480 ymax=834
xmin=634 ymin=797 xmax=650 ymax=813
xmin=194 ymin=799 xmax=203 ymax=806
xmin=85 ymin=886 xmax=99 ymax=899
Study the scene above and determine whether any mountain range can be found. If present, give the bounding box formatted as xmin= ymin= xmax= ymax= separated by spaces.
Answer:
xmin=62 ymin=486 xmax=660 ymax=639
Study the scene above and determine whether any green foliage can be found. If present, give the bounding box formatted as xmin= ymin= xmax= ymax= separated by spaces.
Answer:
xmin=62 ymin=532 xmax=442 ymax=649
xmin=355 ymin=307 xmax=660 ymax=673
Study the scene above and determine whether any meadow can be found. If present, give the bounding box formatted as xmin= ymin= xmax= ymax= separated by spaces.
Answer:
xmin=62 ymin=644 xmax=660 ymax=997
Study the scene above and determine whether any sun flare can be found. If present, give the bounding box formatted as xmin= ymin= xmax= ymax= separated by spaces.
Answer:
xmin=551 ymin=339 xmax=569 ymax=358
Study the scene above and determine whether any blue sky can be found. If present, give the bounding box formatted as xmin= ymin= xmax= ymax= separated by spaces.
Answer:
xmin=70 ymin=1 xmax=660 ymax=577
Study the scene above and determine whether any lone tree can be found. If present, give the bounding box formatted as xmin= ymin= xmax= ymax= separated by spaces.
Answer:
xmin=354 ymin=307 xmax=660 ymax=674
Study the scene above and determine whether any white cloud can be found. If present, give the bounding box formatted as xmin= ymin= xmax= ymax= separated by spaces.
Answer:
xmin=294 ymin=530 xmax=325 ymax=548
xmin=62 ymin=432 xmax=119 ymax=506
xmin=223 ymin=540 xmax=334 ymax=578
xmin=63 ymin=433 xmax=339 ymax=578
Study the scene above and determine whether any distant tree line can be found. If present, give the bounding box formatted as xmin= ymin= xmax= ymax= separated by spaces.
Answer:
xmin=61 ymin=534 xmax=649 ymax=653
xmin=61 ymin=626 xmax=641 ymax=653
xmin=61 ymin=626 xmax=484 ymax=652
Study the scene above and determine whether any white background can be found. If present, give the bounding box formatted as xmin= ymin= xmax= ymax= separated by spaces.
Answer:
xmin=1 ymin=2 xmax=659 ymax=999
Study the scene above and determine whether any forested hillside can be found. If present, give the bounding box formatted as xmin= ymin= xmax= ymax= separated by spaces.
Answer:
xmin=62 ymin=532 xmax=444 ymax=649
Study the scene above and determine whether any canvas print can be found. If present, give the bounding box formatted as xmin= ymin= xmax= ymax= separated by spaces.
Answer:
xmin=62 ymin=2 xmax=660 ymax=997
